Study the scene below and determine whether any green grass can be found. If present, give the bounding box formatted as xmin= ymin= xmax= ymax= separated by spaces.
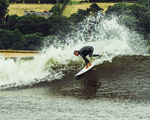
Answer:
xmin=63 ymin=2 xmax=116 ymax=17
xmin=8 ymin=4 xmax=54 ymax=16
xmin=9 ymin=2 xmax=116 ymax=17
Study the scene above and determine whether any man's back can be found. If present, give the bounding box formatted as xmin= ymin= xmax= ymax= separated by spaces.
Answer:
xmin=79 ymin=46 xmax=93 ymax=57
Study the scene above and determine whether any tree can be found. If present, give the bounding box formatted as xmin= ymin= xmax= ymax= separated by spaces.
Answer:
xmin=105 ymin=3 xmax=130 ymax=16
xmin=49 ymin=4 xmax=61 ymax=16
xmin=137 ymin=0 xmax=150 ymax=8
xmin=0 ymin=29 xmax=43 ymax=50
xmin=70 ymin=3 xmax=103 ymax=23
xmin=70 ymin=9 xmax=88 ymax=23
xmin=0 ymin=0 xmax=9 ymax=22
xmin=86 ymin=3 xmax=104 ymax=15
xmin=1 ymin=15 xmax=19 ymax=30
xmin=0 ymin=29 xmax=22 ymax=49
xmin=19 ymin=33 xmax=43 ymax=50
xmin=16 ymin=15 xmax=49 ymax=36
xmin=48 ymin=16 xmax=71 ymax=35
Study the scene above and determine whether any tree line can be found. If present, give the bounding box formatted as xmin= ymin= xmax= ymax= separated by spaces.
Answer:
xmin=106 ymin=0 xmax=150 ymax=39
xmin=0 ymin=0 xmax=150 ymax=51
xmin=0 ymin=0 xmax=102 ymax=50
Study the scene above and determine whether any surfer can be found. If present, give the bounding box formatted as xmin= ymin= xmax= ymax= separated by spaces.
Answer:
xmin=74 ymin=46 xmax=101 ymax=68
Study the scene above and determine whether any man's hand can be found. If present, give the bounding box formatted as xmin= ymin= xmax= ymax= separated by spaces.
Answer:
xmin=99 ymin=53 xmax=103 ymax=57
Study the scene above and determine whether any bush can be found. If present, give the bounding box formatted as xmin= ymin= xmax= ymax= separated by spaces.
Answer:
xmin=87 ymin=3 xmax=104 ymax=14
xmin=119 ymin=15 xmax=140 ymax=31
xmin=70 ymin=9 xmax=88 ymax=23
xmin=70 ymin=3 xmax=103 ymax=23
xmin=105 ymin=2 xmax=150 ymax=34
xmin=48 ymin=16 xmax=71 ymax=35
xmin=0 ymin=29 xmax=22 ymax=49
xmin=0 ymin=15 xmax=19 ymax=30
xmin=137 ymin=0 xmax=150 ymax=7
xmin=19 ymin=33 xmax=43 ymax=50
xmin=16 ymin=15 xmax=49 ymax=36
xmin=0 ymin=29 xmax=43 ymax=50
xmin=49 ymin=4 xmax=61 ymax=16
xmin=0 ymin=0 xmax=9 ymax=22
xmin=105 ymin=3 xmax=130 ymax=15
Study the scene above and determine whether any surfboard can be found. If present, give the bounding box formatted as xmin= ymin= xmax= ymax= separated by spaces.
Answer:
xmin=75 ymin=58 xmax=96 ymax=76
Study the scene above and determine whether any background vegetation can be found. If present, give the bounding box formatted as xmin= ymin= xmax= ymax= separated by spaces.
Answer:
xmin=0 ymin=0 xmax=150 ymax=51
xmin=8 ymin=4 xmax=54 ymax=16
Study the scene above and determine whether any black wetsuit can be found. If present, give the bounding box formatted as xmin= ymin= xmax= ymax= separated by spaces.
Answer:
xmin=79 ymin=46 xmax=99 ymax=64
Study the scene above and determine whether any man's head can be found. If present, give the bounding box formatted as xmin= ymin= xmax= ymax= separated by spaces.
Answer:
xmin=74 ymin=50 xmax=79 ymax=56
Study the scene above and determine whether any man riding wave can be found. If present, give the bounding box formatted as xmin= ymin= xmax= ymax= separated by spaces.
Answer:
xmin=74 ymin=46 xmax=102 ymax=68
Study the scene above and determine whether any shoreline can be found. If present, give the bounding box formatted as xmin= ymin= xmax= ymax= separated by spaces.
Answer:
xmin=0 ymin=50 xmax=40 ymax=58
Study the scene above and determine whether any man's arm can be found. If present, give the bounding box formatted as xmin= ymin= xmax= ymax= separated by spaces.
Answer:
xmin=91 ymin=54 xmax=100 ymax=57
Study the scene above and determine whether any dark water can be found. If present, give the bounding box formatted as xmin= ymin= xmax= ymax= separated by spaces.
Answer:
xmin=45 ymin=55 xmax=150 ymax=100
xmin=1 ymin=55 xmax=150 ymax=120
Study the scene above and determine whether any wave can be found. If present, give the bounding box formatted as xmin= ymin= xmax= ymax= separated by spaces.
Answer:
xmin=46 ymin=55 xmax=150 ymax=99
xmin=0 ymin=14 xmax=149 ymax=92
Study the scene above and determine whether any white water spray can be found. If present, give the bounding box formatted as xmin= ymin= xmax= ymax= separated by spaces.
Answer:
xmin=0 ymin=14 xmax=148 ymax=89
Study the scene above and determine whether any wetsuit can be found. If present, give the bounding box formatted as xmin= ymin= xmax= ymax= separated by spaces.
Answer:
xmin=79 ymin=46 xmax=99 ymax=65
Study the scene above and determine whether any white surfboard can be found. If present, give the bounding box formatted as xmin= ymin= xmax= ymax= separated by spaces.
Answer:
xmin=75 ymin=58 xmax=97 ymax=76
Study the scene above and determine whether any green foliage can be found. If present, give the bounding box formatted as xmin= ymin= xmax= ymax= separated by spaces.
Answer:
xmin=6 ymin=15 xmax=19 ymax=30
xmin=70 ymin=9 xmax=88 ymax=23
xmin=19 ymin=33 xmax=43 ymax=50
xmin=0 ymin=29 xmax=22 ymax=49
xmin=0 ymin=29 xmax=43 ymax=50
xmin=0 ymin=15 xmax=19 ymax=30
xmin=105 ymin=0 xmax=150 ymax=51
xmin=128 ymin=3 xmax=149 ymax=18
xmin=49 ymin=4 xmax=61 ymax=16
xmin=70 ymin=3 xmax=103 ymax=23
xmin=88 ymin=3 xmax=104 ymax=14
xmin=48 ymin=15 xmax=71 ymax=35
xmin=105 ymin=2 xmax=150 ymax=34
xmin=146 ymin=34 xmax=150 ymax=43
xmin=16 ymin=14 xmax=49 ymax=36
xmin=137 ymin=0 xmax=150 ymax=8
xmin=105 ymin=3 xmax=130 ymax=15
xmin=49 ymin=0 xmax=69 ymax=16
xmin=0 ymin=0 xmax=9 ymax=22
xmin=119 ymin=15 xmax=140 ymax=31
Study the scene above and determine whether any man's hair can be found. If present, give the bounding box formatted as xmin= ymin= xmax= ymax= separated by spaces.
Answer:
xmin=74 ymin=50 xmax=79 ymax=54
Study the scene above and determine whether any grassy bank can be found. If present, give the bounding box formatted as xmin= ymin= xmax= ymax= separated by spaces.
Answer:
xmin=8 ymin=4 xmax=54 ymax=16
xmin=0 ymin=50 xmax=40 ymax=58
xmin=8 ymin=3 xmax=115 ymax=16
xmin=63 ymin=2 xmax=116 ymax=16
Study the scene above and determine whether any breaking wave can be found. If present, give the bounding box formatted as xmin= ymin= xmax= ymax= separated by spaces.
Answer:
xmin=0 ymin=14 xmax=148 ymax=90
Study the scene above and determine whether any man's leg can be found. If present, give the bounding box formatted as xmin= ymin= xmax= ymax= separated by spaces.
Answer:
xmin=83 ymin=56 xmax=89 ymax=65
xmin=83 ymin=56 xmax=92 ymax=68
xmin=89 ymin=47 xmax=94 ymax=57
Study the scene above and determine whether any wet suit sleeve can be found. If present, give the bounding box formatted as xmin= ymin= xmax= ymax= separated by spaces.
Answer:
xmin=90 ymin=54 xmax=100 ymax=57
